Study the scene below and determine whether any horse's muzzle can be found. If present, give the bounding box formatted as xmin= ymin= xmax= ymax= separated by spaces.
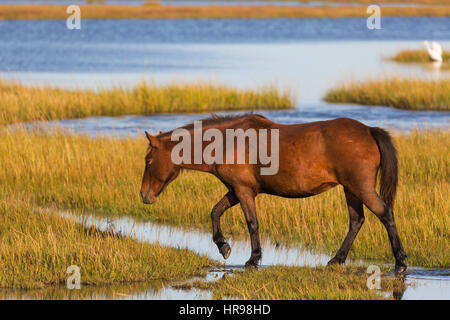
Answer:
xmin=140 ymin=190 xmax=155 ymax=205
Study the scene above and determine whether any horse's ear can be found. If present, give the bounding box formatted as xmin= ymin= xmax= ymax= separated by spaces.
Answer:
xmin=145 ymin=131 xmax=162 ymax=148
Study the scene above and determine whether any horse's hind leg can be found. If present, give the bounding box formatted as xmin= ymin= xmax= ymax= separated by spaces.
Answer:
xmin=360 ymin=192 xmax=407 ymax=274
xmin=328 ymin=187 xmax=365 ymax=266
xmin=235 ymin=187 xmax=261 ymax=268
xmin=211 ymin=191 xmax=239 ymax=259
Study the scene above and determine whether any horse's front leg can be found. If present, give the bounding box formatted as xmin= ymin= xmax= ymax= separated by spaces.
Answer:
xmin=211 ymin=191 xmax=238 ymax=259
xmin=235 ymin=188 xmax=261 ymax=268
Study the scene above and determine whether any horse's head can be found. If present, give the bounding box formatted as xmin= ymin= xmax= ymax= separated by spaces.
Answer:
xmin=140 ymin=131 xmax=179 ymax=204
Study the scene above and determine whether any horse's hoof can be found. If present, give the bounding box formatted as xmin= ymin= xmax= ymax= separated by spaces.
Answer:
xmin=244 ymin=261 xmax=258 ymax=269
xmin=244 ymin=256 xmax=260 ymax=269
xmin=219 ymin=243 xmax=231 ymax=260
xmin=327 ymin=257 xmax=344 ymax=266
xmin=394 ymin=262 xmax=407 ymax=275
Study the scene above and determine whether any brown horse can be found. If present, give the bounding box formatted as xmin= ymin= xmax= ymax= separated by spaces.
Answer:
xmin=140 ymin=114 xmax=407 ymax=273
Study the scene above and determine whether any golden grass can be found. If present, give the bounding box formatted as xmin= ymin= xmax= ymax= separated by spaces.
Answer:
xmin=0 ymin=79 xmax=293 ymax=125
xmin=1 ymin=4 xmax=450 ymax=20
xmin=0 ymin=197 xmax=213 ymax=289
xmin=324 ymin=78 xmax=450 ymax=111
xmin=85 ymin=0 xmax=107 ymax=3
xmin=191 ymin=266 xmax=405 ymax=300
xmin=390 ymin=49 xmax=450 ymax=64
xmin=0 ymin=127 xmax=448 ymax=268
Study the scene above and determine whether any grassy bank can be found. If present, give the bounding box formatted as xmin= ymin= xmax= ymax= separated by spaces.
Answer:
xmin=0 ymin=197 xmax=213 ymax=289
xmin=390 ymin=49 xmax=450 ymax=64
xmin=1 ymin=4 xmax=450 ymax=20
xmin=0 ymin=80 xmax=293 ymax=125
xmin=1 ymin=127 xmax=448 ymax=268
xmin=189 ymin=266 xmax=404 ymax=300
xmin=324 ymin=78 xmax=450 ymax=111
xmin=389 ymin=49 xmax=450 ymax=70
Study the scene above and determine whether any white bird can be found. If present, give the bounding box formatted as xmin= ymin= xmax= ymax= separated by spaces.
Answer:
xmin=423 ymin=41 xmax=443 ymax=62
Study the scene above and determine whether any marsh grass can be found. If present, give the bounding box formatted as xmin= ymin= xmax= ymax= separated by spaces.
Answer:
xmin=0 ymin=197 xmax=213 ymax=289
xmin=0 ymin=127 xmax=448 ymax=268
xmin=0 ymin=79 xmax=293 ymax=125
xmin=193 ymin=266 xmax=405 ymax=300
xmin=389 ymin=49 xmax=450 ymax=71
xmin=324 ymin=78 xmax=450 ymax=111
xmin=390 ymin=49 xmax=450 ymax=64
xmin=1 ymin=4 xmax=450 ymax=20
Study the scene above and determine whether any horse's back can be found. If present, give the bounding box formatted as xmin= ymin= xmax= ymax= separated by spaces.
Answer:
xmin=259 ymin=118 xmax=380 ymax=197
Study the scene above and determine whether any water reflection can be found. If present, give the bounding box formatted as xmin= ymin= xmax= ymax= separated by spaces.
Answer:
xmin=0 ymin=281 xmax=212 ymax=300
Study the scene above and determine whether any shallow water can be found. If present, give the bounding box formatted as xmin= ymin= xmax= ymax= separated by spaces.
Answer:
xmin=3 ymin=212 xmax=447 ymax=300
xmin=37 ymin=105 xmax=450 ymax=138
xmin=0 ymin=280 xmax=212 ymax=300
xmin=78 ymin=213 xmax=331 ymax=267
xmin=79 ymin=214 xmax=450 ymax=300
xmin=3 ymin=18 xmax=450 ymax=130
xmin=2 ymin=19 xmax=450 ymax=101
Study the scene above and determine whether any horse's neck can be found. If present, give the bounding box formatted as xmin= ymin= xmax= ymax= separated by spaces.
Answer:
xmin=178 ymin=161 xmax=213 ymax=173
xmin=165 ymin=138 xmax=214 ymax=174
xmin=163 ymin=118 xmax=271 ymax=173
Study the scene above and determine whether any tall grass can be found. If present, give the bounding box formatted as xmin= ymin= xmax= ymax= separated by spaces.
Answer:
xmin=0 ymin=127 xmax=448 ymax=268
xmin=0 ymin=197 xmax=213 ymax=289
xmin=0 ymin=4 xmax=449 ymax=20
xmin=192 ymin=266 xmax=404 ymax=300
xmin=324 ymin=78 xmax=450 ymax=111
xmin=0 ymin=80 xmax=293 ymax=125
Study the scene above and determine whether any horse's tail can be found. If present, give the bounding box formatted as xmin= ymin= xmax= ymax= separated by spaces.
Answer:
xmin=369 ymin=127 xmax=398 ymax=209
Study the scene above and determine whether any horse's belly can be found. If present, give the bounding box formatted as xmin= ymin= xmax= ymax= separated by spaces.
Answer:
xmin=260 ymin=174 xmax=338 ymax=198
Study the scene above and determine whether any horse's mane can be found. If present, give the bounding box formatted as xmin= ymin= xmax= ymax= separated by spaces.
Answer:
xmin=158 ymin=113 xmax=268 ymax=138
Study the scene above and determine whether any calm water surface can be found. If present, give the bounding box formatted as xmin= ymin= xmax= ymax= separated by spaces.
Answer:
xmin=2 ymin=18 xmax=449 ymax=130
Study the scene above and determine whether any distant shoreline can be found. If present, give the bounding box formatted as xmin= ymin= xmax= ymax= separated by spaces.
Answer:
xmin=1 ymin=4 xmax=450 ymax=20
